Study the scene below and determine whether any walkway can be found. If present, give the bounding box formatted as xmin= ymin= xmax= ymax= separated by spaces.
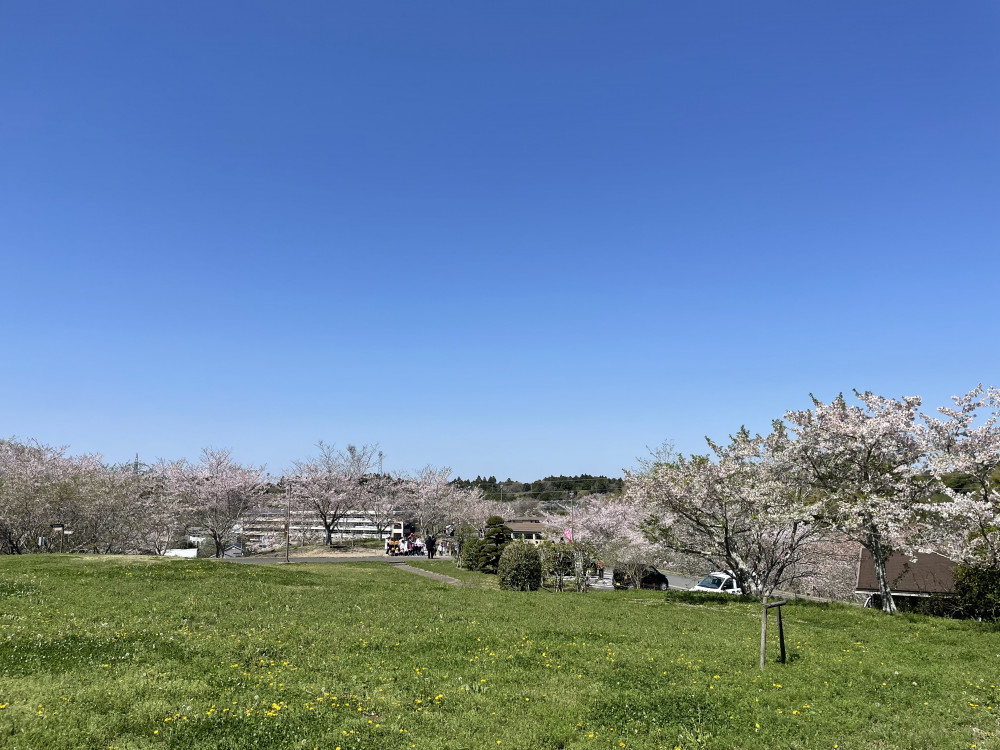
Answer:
xmin=387 ymin=561 xmax=462 ymax=586
xmin=233 ymin=554 xmax=464 ymax=586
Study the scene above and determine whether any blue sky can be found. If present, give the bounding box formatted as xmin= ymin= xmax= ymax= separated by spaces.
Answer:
xmin=2 ymin=2 xmax=998 ymax=479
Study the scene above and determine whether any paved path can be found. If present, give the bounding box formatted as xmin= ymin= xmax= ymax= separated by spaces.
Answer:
xmin=231 ymin=554 xmax=465 ymax=586
xmin=232 ymin=556 xmax=700 ymax=593
xmin=232 ymin=555 xmax=392 ymax=564
xmin=387 ymin=562 xmax=462 ymax=586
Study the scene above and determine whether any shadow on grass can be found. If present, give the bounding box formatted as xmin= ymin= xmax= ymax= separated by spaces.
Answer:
xmin=663 ymin=590 xmax=841 ymax=611
xmin=664 ymin=590 xmax=755 ymax=606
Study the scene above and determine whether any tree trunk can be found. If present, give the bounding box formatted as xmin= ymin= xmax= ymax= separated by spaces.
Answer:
xmin=867 ymin=529 xmax=897 ymax=614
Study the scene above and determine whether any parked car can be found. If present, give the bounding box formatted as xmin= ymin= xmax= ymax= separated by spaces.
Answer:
xmin=613 ymin=566 xmax=670 ymax=591
xmin=689 ymin=572 xmax=742 ymax=595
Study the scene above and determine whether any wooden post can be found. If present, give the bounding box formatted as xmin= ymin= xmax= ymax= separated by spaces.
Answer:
xmin=760 ymin=599 xmax=788 ymax=669
xmin=759 ymin=596 xmax=768 ymax=671
xmin=777 ymin=605 xmax=786 ymax=664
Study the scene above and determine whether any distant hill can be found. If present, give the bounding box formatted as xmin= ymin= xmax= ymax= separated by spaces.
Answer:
xmin=451 ymin=474 xmax=624 ymax=505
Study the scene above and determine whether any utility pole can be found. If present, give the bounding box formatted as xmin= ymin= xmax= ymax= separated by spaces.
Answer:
xmin=284 ymin=477 xmax=291 ymax=564
xmin=377 ymin=451 xmax=384 ymax=541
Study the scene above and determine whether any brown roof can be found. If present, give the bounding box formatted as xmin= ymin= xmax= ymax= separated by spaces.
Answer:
xmin=855 ymin=548 xmax=956 ymax=595
xmin=506 ymin=520 xmax=550 ymax=535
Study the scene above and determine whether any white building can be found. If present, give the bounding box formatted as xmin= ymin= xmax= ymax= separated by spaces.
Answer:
xmin=241 ymin=508 xmax=403 ymax=544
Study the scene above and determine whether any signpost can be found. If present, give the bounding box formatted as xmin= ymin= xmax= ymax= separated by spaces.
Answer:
xmin=50 ymin=524 xmax=65 ymax=553
xmin=759 ymin=598 xmax=788 ymax=670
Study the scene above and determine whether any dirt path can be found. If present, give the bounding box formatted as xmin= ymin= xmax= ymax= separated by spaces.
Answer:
xmin=233 ymin=555 xmax=464 ymax=586
xmin=249 ymin=547 xmax=388 ymax=560
xmin=388 ymin=562 xmax=462 ymax=586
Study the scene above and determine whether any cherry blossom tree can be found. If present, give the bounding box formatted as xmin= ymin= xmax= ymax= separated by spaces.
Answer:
xmin=288 ymin=441 xmax=354 ymax=546
xmin=141 ymin=460 xmax=188 ymax=554
xmin=0 ymin=440 xmax=181 ymax=555
xmin=332 ymin=444 xmax=396 ymax=540
xmin=67 ymin=455 xmax=143 ymax=554
xmin=367 ymin=472 xmax=406 ymax=539
xmin=0 ymin=438 xmax=76 ymax=554
xmin=165 ymin=449 xmax=265 ymax=558
xmin=454 ymin=488 xmax=503 ymax=532
xmin=437 ymin=485 xmax=494 ymax=565
xmin=412 ymin=466 xmax=453 ymax=533
xmin=781 ymin=392 xmax=938 ymax=613
xmin=545 ymin=496 xmax=661 ymax=592
xmin=399 ymin=466 xmax=479 ymax=535
xmin=920 ymin=385 xmax=1000 ymax=566
xmin=629 ymin=429 xmax=827 ymax=598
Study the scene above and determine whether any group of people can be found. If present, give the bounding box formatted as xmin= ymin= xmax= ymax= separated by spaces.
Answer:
xmin=385 ymin=533 xmax=444 ymax=558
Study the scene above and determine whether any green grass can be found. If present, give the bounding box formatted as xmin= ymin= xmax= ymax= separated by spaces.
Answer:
xmin=405 ymin=559 xmax=499 ymax=588
xmin=0 ymin=556 xmax=998 ymax=750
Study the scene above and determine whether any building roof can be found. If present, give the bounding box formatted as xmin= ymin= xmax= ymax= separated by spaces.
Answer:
xmin=506 ymin=520 xmax=549 ymax=535
xmin=855 ymin=548 xmax=956 ymax=595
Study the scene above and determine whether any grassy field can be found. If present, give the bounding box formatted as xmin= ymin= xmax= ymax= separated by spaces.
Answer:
xmin=0 ymin=557 xmax=998 ymax=750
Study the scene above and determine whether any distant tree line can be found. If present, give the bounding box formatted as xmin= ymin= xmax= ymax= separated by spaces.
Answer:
xmin=451 ymin=474 xmax=624 ymax=505
xmin=8 ymin=385 xmax=1000 ymax=619
xmin=0 ymin=440 xmax=491 ymax=558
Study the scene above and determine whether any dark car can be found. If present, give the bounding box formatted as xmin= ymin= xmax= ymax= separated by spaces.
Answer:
xmin=613 ymin=565 xmax=670 ymax=591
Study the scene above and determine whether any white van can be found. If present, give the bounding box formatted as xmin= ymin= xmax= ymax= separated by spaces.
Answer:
xmin=689 ymin=572 xmax=743 ymax=595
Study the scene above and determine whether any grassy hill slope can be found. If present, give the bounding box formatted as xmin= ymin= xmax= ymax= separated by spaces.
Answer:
xmin=0 ymin=556 xmax=997 ymax=749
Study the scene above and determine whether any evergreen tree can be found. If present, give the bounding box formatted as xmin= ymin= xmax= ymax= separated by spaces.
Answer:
xmin=473 ymin=515 xmax=510 ymax=574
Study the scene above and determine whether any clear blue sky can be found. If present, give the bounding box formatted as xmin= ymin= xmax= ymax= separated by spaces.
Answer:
xmin=2 ymin=2 xmax=997 ymax=479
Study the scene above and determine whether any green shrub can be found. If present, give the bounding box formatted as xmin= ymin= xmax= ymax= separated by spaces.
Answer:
xmin=498 ymin=542 xmax=542 ymax=591
xmin=461 ymin=538 xmax=483 ymax=570
xmin=452 ymin=523 xmax=479 ymax=569
xmin=955 ymin=564 xmax=1000 ymax=621
xmin=472 ymin=516 xmax=510 ymax=574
